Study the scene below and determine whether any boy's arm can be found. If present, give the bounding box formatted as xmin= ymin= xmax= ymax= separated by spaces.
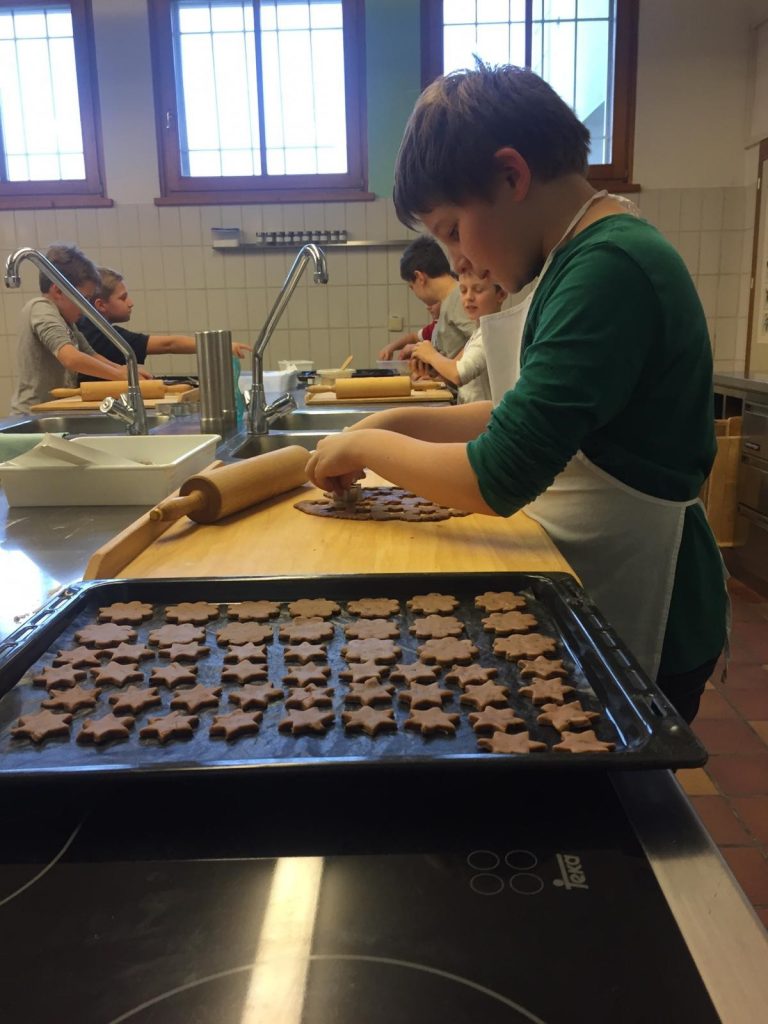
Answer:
xmin=410 ymin=340 xmax=461 ymax=385
xmin=305 ymin=429 xmax=496 ymax=514
xmin=57 ymin=343 xmax=151 ymax=381
xmin=147 ymin=334 xmax=251 ymax=359
xmin=346 ymin=401 xmax=492 ymax=442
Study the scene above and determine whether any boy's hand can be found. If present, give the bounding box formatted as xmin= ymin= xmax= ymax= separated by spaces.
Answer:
xmin=411 ymin=340 xmax=436 ymax=365
xmin=117 ymin=365 xmax=153 ymax=380
xmin=305 ymin=433 xmax=366 ymax=495
xmin=232 ymin=342 xmax=251 ymax=359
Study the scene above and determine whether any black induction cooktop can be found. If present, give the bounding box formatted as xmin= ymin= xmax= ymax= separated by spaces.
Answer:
xmin=0 ymin=772 xmax=718 ymax=1024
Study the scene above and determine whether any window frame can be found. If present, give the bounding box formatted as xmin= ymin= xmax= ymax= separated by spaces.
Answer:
xmin=148 ymin=0 xmax=372 ymax=205
xmin=0 ymin=0 xmax=111 ymax=209
xmin=420 ymin=0 xmax=639 ymax=192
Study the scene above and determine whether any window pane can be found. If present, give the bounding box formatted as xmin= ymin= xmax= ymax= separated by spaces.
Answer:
xmin=444 ymin=0 xmax=474 ymax=26
xmin=541 ymin=20 xmax=575 ymax=109
xmin=0 ymin=13 xmax=13 ymax=39
xmin=543 ymin=0 xmax=575 ymax=17
xmin=277 ymin=1 xmax=310 ymax=30
xmin=477 ymin=0 xmax=510 ymax=20
xmin=0 ymin=4 xmax=86 ymax=183
xmin=577 ymin=18 xmax=612 ymax=163
xmin=178 ymin=5 xmax=210 ymax=32
xmin=578 ymin=0 xmax=610 ymax=17
xmin=211 ymin=4 xmax=243 ymax=31
xmin=311 ymin=2 xmax=342 ymax=29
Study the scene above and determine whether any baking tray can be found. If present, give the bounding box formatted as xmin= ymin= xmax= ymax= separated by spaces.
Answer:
xmin=0 ymin=573 xmax=707 ymax=783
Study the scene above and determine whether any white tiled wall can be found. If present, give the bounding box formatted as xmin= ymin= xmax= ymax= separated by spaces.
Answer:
xmin=0 ymin=188 xmax=756 ymax=415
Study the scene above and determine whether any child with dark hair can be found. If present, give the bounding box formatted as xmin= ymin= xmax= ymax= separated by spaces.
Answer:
xmin=377 ymin=236 xmax=474 ymax=362
xmin=77 ymin=268 xmax=250 ymax=382
xmin=10 ymin=244 xmax=145 ymax=414
xmin=307 ymin=64 xmax=726 ymax=723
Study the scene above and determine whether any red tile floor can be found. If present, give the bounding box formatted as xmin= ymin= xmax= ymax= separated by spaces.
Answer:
xmin=677 ymin=578 xmax=768 ymax=930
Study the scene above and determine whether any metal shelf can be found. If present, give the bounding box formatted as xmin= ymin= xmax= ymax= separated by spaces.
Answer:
xmin=212 ymin=239 xmax=413 ymax=252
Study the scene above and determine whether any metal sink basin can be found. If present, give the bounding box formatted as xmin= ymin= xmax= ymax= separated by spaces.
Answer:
xmin=229 ymin=431 xmax=327 ymax=458
xmin=0 ymin=413 xmax=160 ymax=435
xmin=269 ymin=408 xmax=371 ymax=431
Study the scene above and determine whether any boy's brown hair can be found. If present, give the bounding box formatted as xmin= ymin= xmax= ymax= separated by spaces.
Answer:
xmin=394 ymin=64 xmax=591 ymax=228
xmin=95 ymin=267 xmax=123 ymax=303
xmin=39 ymin=243 xmax=100 ymax=294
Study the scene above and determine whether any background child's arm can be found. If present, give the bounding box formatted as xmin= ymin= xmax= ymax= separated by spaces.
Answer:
xmin=411 ymin=340 xmax=461 ymax=385
xmin=147 ymin=334 xmax=251 ymax=359
xmin=56 ymin=343 xmax=151 ymax=381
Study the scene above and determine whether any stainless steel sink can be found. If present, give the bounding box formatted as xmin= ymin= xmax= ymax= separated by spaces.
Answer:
xmin=269 ymin=408 xmax=371 ymax=431
xmin=0 ymin=414 xmax=160 ymax=435
xmin=229 ymin=431 xmax=327 ymax=458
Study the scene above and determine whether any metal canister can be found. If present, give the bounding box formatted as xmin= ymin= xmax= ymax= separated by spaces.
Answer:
xmin=196 ymin=329 xmax=237 ymax=435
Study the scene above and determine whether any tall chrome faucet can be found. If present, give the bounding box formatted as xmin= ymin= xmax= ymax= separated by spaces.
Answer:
xmin=248 ymin=243 xmax=328 ymax=435
xmin=4 ymin=247 xmax=148 ymax=434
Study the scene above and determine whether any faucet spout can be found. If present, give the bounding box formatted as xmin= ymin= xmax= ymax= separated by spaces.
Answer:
xmin=249 ymin=243 xmax=328 ymax=435
xmin=4 ymin=247 xmax=149 ymax=435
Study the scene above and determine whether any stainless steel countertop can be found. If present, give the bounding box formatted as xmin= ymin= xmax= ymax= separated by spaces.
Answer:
xmin=0 ymin=415 xmax=766 ymax=1018
xmin=714 ymin=372 xmax=768 ymax=399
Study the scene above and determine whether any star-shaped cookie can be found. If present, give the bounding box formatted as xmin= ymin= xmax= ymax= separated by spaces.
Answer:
xmin=77 ymin=712 xmax=135 ymax=745
xmin=220 ymin=660 xmax=268 ymax=684
xmin=492 ymin=634 xmax=557 ymax=661
xmin=553 ymin=729 xmax=615 ymax=753
xmin=52 ymin=646 xmax=103 ymax=669
xmin=11 ymin=709 xmax=72 ymax=743
xmin=459 ymin=681 xmax=510 ymax=710
xmin=109 ymin=686 xmax=163 ymax=715
xmin=109 ymin=643 xmax=155 ymax=664
xmin=468 ymin=707 xmax=525 ymax=733
xmin=98 ymin=601 xmax=153 ymax=624
xmin=158 ymin=642 xmax=210 ymax=662
xmin=389 ymin=662 xmax=439 ymax=685
xmin=285 ymin=685 xmax=334 ymax=709
xmin=283 ymin=664 xmax=332 ymax=687
xmin=417 ymin=638 xmax=477 ymax=665
xmin=32 ymin=665 xmax=86 ymax=690
xmin=210 ymin=710 xmax=262 ymax=740
xmin=91 ymin=661 xmax=144 ymax=688
xmin=404 ymin=707 xmax=460 ymax=736
xmin=474 ymin=591 xmax=527 ymax=612
xmin=518 ymin=677 xmax=575 ymax=706
xmin=284 ymin=642 xmax=327 ymax=663
xmin=344 ymin=679 xmax=395 ymax=706
xmin=339 ymin=661 xmax=388 ymax=684
xmin=342 ymin=706 xmax=397 ymax=736
xmin=228 ymin=683 xmax=283 ymax=710
xmin=170 ymin=684 xmax=222 ymax=714
xmin=150 ymin=662 xmax=198 ymax=689
xmin=165 ymin=601 xmax=220 ymax=624
xmin=537 ymin=702 xmax=600 ymax=733
xmin=517 ymin=657 xmax=568 ymax=679
xmin=140 ymin=711 xmax=199 ymax=743
xmin=398 ymin=682 xmax=453 ymax=709
xmin=444 ymin=664 xmax=498 ymax=688
xmin=279 ymin=708 xmax=334 ymax=735
xmin=42 ymin=684 xmax=101 ymax=713
xmin=227 ymin=600 xmax=281 ymax=622
xmin=477 ymin=730 xmax=547 ymax=754
xmin=223 ymin=642 xmax=267 ymax=663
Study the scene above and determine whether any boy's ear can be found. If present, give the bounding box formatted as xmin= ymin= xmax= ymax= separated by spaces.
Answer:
xmin=494 ymin=147 xmax=531 ymax=201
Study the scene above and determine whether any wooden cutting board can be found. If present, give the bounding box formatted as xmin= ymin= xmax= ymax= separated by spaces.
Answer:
xmin=87 ymin=471 xmax=573 ymax=580
xmin=306 ymin=390 xmax=452 ymax=405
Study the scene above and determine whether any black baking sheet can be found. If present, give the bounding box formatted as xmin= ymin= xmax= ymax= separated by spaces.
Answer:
xmin=0 ymin=573 xmax=707 ymax=782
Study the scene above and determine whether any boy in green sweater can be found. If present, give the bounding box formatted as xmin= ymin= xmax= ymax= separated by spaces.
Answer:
xmin=306 ymin=65 xmax=726 ymax=722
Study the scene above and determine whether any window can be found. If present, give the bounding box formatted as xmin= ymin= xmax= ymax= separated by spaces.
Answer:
xmin=149 ymin=0 xmax=370 ymax=203
xmin=421 ymin=0 xmax=638 ymax=190
xmin=0 ymin=0 xmax=109 ymax=208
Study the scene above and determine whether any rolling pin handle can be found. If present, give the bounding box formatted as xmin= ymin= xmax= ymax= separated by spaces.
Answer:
xmin=148 ymin=491 xmax=206 ymax=522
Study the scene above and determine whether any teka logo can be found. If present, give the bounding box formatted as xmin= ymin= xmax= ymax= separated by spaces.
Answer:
xmin=553 ymin=853 xmax=589 ymax=891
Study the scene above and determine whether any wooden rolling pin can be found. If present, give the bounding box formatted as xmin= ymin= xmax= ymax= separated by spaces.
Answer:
xmin=308 ymin=376 xmax=412 ymax=399
xmin=49 ymin=381 xmax=192 ymax=401
xmin=148 ymin=445 xmax=309 ymax=523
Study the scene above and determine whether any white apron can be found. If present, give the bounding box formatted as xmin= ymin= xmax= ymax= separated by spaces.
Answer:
xmin=480 ymin=193 xmax=702 ymax=680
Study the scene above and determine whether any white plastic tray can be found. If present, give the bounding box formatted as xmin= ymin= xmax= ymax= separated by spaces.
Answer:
xmin=0 ymin=434 xmax=219 ymax=507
